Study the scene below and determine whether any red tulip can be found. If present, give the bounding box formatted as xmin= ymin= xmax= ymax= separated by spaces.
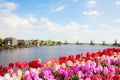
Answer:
xmin=32 ymin=61 xmax=36 ymax=68
xmin=92 ymin=75 xmax=102 ymax=80
xmin=36 ymin=59 xmax=41 ymax=64
xmin=23 ymin=62 xmax=27 ymax=67
xmin=59 ymin=56 xmax=68 ymax=64
xmin=28 ymin=62 xmax=32 ymax=67
xmin=103 ymin=49 xmax=108 ymax=55
xmin=35 ymin=59 xmax=41 ymax=68
xmin=3 ymin=67 xmax=8 ymax=72
xmin=92 ymin=53 xmax=98 ymax=59
xmin=59 ymin=60 xmax=63 ymax=64
xmin=106 ymin=74 xmax=114 ymax=80
xmin=15 ymin=62 xmax=20 ymax=68
xmin=81 ymin=57 xmax=86 ymax=62
xmin=19 ymin=64 xmax=25 ymax=69
xmin=15 ymin=62 xmax=27 ymax=69
xmin=68 ymin=55 xmax=74 ymax=59
xmin=86 ymin=52 xmax=91 ymax=59
xmin=68 ymin=55 xmax=76 ymax=63
xmin=8 ymin=63 xmax=14 ymax=68
xmin=0 ymin=71 xmax=4 ymax=76
xmin=116 ymin=48 xmax=120 ymax=53
xmin=76 ymin=54 xmax=81 ymax=61
xmin=113 ymin=74 xmax=120 ymax=80
xmin=28 ymin=60 xmax=37 ymax=68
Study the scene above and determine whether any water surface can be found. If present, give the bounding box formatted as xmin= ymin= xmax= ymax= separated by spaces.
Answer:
xmin=0 ymin=44 xmax=113 ymax=66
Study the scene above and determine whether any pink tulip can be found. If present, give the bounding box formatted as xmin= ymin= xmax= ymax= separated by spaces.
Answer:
xmin=85 ymin=77 xmax=91 ymax=80
xmin=66 ymin=60 xmax=73 ymax=66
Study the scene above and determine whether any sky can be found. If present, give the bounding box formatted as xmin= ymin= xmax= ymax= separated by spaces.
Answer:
xmin=0 ymin=0 xmax=120 ymax=43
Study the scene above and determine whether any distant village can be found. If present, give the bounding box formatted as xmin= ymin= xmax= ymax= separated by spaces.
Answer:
xmin=65 ymin=40 xmax=120 ymax=47
xmin=0 ymin=37 xmax=62 ymax=49
xmin=0 ymin=37 xmax=119 ymax=49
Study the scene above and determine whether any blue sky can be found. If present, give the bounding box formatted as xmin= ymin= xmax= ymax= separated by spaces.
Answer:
xmin=0 ymin=0 xmax=120 ymax=43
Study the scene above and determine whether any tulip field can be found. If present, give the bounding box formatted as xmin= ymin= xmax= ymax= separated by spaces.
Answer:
xmin=0 ymin=48 xmax=120 ymax=80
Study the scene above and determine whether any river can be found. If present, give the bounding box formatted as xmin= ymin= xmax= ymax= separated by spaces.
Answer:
xmin=0 ymin=44 xmax=114 ymax=66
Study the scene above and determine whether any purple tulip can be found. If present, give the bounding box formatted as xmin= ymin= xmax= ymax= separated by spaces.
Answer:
xmin=94 ymin=65 xmax=103 ymax=74
xmin=71 ymin=66 xmax=79 ymax=74
xmin=31 ymin=72 xmax=40 ymax=80
xmin=43 ymin=70 xmax=54 ymax=79
xmin=86 ymin=69 xmax=93 ymax=78
xmin=77 ymin=71 xmax=84 ymax=78
xmin=64 ymin=75 xmax=69 ymax=80
xmin=108 ymin=65 xmax=115 ymax=74
xmin=63 ymin=70 xmax=68 ymax=77
xmin=105 ymin=59 xmax=112 ymax=65
xmin=68 ymin=69 xmax=73 ymax=76
xmin=24 ymin=74 xmax=32 ymax=80
xmin=57 ymin=68 xmax=65 ymax=76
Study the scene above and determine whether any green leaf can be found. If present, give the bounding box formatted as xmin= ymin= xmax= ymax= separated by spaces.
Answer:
xmin=69 ymin=74 xmax=78 ymax=80
xmin=52 ymin=72 xmax=64 ymax=80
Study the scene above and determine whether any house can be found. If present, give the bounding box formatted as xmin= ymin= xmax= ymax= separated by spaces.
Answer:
xmin=32 ymin=40 xmax=40 ymax=46
xmin=18 ymin=40 xmax=26 ymax=47
xmin=25 ymin=41 xmax=29 ymax=47
xmin=4 ymin=37 xmax=18 ymax=46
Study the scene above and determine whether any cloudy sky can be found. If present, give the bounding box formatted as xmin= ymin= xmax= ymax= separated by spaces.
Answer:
xmin=0 ymin=0 xmax=120 ymax=43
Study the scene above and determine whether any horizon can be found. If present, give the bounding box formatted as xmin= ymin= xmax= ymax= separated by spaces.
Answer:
xmin=0 ymin=0 xmax=120 ymax=43
xmin=1 ymin=36 xmax=118 ymax=44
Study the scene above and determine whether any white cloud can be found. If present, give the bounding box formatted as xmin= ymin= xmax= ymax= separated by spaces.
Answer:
xmin=0 ymin=1 xmax=40 ymax=39
xmin=87 ymin=0 xmax=96 ymax=7
xmin=115 ymin=1 xmax=120 ymax=6
xmin=0 ymin=0 xmax=93 ymax=41
xmin=27 ymin=15 xmax=38 ymax=23
xmin=53 ymin=5 xmax=65 ymax=12
xmin=83 ymin=10 xmax=100 ymax=16
xmin=2 ymin=0 xmax=119 ymax=43
xmin=83 ymin=10 xmax=102 ymax=20
xmin=0 ymin=2 xmax=17 ymax=10
xmin=39 ymin=17 xmax=90 ymax=33
xmin=0 ymin=1 xmax=18 ymax=15
xmin=0 ymin=14 xmax=33 ymax=28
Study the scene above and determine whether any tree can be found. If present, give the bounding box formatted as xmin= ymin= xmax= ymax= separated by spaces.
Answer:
xmin=47 ymin=40 xmax=52 ymax=43
xmin=29 ymin=41 xmax=33 ymax=46
xmin=0 ymin=38 xmax=3 ymax=46
xmin=47 ymin=39 xmax=53 ymax=46
xmin=57 ymin=41 xmax=62 ymax=45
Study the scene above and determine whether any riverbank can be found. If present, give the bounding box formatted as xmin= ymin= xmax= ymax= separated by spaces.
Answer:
xmin=0 ymin=43 xmax=119 ymax=50
xmin=0 ymin=44 xmax=62 ymax=49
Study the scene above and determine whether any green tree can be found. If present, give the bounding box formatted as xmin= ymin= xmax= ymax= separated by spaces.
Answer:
xmin=47 ymin=39 xmax=52 ymax=43
xmin=0 ymin=38 xmax=3 ymax=46
xmin=47 ymin=39 xmax=53 ymax=46
xmin=29 ymin=41 xmax=33 ymax=46
xmin=57 ymin=41 xmax=62 ymax=45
